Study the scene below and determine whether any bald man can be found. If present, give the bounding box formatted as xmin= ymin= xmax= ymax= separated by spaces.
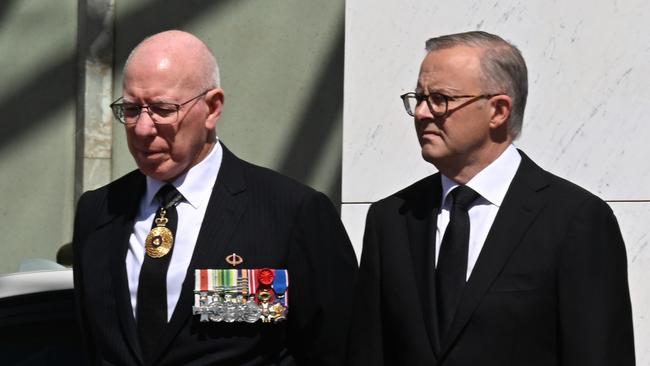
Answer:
xmin=72 ymin=30 xmax=357 ymax=366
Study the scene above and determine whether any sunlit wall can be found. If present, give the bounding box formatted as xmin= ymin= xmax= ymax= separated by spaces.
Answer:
xmin=341 ymin=0 xmax=650 ymax=362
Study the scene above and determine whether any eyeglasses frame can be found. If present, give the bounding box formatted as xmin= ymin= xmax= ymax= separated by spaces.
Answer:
xmin=109 ymin=90 xmax=210 ymax=125
xmin=400 ymin=92 xmax=503 ymax=117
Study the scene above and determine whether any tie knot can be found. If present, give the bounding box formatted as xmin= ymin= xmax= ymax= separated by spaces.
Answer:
xmin=451 ymin=185 xmax=480 ymax=210
xmin=156 ymin=184 xmax=182 ymax=207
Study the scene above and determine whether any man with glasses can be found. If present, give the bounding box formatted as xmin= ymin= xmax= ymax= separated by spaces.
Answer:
xmin=72 ymin=30 xmax=357 ymax=366
xmin=348 ymin=31 xmax=634 ymax=365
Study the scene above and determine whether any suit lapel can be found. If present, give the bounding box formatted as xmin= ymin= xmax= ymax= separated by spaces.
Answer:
xmin=404 ymin=174 xmax=443 ymax=357
xmin=106 ymin=172 xmax=146 ymax=364
xmin=151 ymin=144 xmax=248 ymax=362
xmin=185 ymin=145 xmax=247 ymax=270
xmin=439 ymin=153 xmax=551 ymax=357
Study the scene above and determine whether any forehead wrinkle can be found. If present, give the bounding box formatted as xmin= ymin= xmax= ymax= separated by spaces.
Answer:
xmin=416 ymin=76 xmax=463 ymax=94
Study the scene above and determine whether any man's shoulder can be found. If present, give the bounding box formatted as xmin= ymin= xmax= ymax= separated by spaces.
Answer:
xmin=221 ymin=146 xmax=319 ymax=200
xmin=77 ymin=169 xmax=144 ymax=212
xmin=231 ymin=156 xmax=338 ymax=217
xmin=79 ymin=169 xmax=143 ymax=199
xmin=517 ymin=151 xmax=606 ymax=204
xmin=369 ymin=174 xmax=439 ymax=215
xmin=241 ymin=160 xmax=315 ymax=195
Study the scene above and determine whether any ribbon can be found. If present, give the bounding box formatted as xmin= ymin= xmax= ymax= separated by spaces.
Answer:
xmin=273 ymin=269 xmax=289 ymax=306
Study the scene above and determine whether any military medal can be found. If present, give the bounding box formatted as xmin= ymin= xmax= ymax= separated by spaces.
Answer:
xmin=270 ymin=270 xmax=288 ymax=321
xmin=192 ymin=268 xmax=290 ymax=323
xmin=257 ymin=268 xmax=275 ymax=287
xmin=269 ymin=302 xmax=287 ymax=321
xmin=222 ymin=269 xmax=238 ymax=322
xmin=242 ymin=297 xmax=262 ymax=323
xmin=192 ymin=268 xmax=214 ymax=322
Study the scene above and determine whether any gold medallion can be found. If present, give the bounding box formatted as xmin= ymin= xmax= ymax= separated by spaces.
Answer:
xmin=145 ymin=209 xmax=174 ymax=258
xmin=145 ymin=226 xmax=173 ymax=258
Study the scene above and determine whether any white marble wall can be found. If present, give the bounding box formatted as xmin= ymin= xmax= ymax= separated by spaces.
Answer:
xmin=342 ymin=0 xmax=650 ymax=362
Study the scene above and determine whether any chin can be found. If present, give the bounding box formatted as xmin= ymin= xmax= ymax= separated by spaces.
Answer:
xmin=421 ymin=153 xmax=439 ymax=166
xmin=137 ymin=163 xmax=174 ymax=182
xmin=420 ymin=144 xmax=446 ymax=165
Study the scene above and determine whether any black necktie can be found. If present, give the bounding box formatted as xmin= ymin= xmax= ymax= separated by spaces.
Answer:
xmin=137 ymin=184 xmax=182 ymax=362
xmin=436 ymin=185 xmax=479 ymax=338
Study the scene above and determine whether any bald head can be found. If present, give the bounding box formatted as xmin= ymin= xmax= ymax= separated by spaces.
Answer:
xmin=124 ymin=30 xmax=220 ymax=91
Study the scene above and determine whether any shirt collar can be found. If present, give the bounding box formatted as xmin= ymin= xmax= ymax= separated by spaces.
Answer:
xmin=440 ymin=144 xmax=521 ymax=207
xmin=144 ymin=140 xmax=223 ymax=209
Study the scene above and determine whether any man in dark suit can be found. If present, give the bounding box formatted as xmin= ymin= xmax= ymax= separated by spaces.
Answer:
xmin=348 ymin=31 xmax=635 ymax=365
xmin=72 ymin=30 xmax=357 ymax=366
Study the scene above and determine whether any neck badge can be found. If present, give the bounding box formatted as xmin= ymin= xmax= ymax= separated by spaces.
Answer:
xmin=145 ymin=208 xmax=173 ymax=258
xmin=144 ymin=190 xmax=183 ymax=258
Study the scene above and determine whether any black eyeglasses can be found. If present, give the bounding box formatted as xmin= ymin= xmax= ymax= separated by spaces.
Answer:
xmin=109 ymin=90 xmax=209 ymax=125
xmin=400 ymin=92 xmax=501 ymax=117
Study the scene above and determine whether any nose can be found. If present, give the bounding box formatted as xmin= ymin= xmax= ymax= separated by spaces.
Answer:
xmin=131 ymin=110 xmax=157 ymax=137
xmin=413 ymin=99 xmax=433 ymax=120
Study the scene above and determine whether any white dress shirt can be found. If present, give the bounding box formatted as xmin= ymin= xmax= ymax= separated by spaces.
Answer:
xmin=126 ymin=142 xmax=223 ymax=321
xmin=435 ymin=144 xmax=521 ymax=280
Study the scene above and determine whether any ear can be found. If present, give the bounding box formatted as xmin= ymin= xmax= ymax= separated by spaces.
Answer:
xmin=488 ymin=94 xmax=512 ymax=130
xmin=204 ymin=88 xmax=225 ymax=130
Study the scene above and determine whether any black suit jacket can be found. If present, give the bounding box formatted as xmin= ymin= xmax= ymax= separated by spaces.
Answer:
xmin=348 ymin=151 xmax=635 ymax=366
xmin=72 ymin=144 xmax=358 ymax=366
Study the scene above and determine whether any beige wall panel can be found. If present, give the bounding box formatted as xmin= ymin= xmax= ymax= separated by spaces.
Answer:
xmin=0 ymin=2 xmax=77 ymax=273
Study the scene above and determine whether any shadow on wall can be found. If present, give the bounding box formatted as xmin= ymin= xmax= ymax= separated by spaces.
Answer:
xmin=0 ymin=0 xmax=343 ymax=205
xmin=0 ymin=2 xmax=12 ymax=25
xmin=278 ymin=26 xmax=344 ymax=205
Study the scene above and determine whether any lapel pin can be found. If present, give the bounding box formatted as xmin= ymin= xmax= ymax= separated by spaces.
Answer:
xmin=226 ymin=252 xmax=243 ymax=267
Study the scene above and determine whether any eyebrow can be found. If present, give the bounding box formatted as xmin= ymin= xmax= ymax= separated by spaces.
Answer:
xmin=414 ymin=87 xmax=446 ymax=95
xmin=417 ymin=84 xmax=463 ymax=95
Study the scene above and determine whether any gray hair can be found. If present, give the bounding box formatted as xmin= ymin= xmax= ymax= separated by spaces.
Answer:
xmin=425 ymin=31 xmax=528 ymax=139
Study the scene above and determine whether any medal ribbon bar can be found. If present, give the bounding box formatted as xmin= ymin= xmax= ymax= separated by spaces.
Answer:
xmin=192 ymin=268 xmax=289 ymax=323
